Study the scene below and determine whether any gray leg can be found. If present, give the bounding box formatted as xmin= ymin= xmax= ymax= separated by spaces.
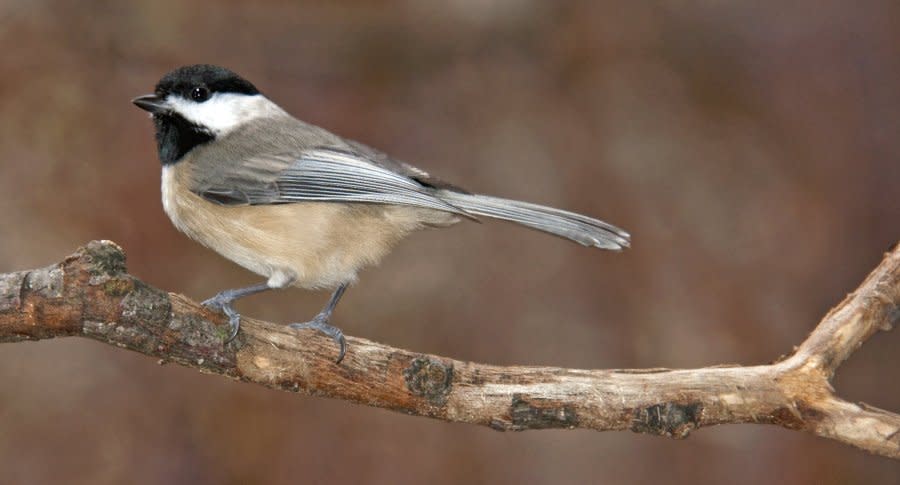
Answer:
xmin=289 ymin=283 xmax=348 ymax=363
xmin=202 ymin=282 xmax=271 ymax=342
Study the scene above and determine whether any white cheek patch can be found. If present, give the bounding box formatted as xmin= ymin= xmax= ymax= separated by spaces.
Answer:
xmin=166 ymin=93 xmax=285 ymax=135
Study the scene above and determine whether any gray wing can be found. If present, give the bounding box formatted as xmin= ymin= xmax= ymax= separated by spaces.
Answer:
xmin=342 ymin=139 xmax=471 ymax=193
xmin=196 ymin=147 xmax=472 ymax=216
xmin=188 ymin=120 xmax=628 ymax=250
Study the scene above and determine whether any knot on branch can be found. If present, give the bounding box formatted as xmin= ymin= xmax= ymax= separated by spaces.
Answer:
xmin=404 ymin=357 xmax=454 ymax=406
xmin=74 ymin=240 xmax=128 ymax=280
xmin=507 ymin=394 xmax=579 ymax=430
xmin=487 ymin=394 xmax=580 ymax=431
xmin=631 ymin=402 xmax=703 ymax=439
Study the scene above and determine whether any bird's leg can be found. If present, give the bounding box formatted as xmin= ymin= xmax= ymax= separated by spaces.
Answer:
xmin=289 ymin=283 xmax=349 ymax=363
xmin=202 ymin=282 xmax=272 ymax=342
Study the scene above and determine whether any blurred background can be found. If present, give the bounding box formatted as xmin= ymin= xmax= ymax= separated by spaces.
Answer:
xmin=1 ymin=1 xmax=898 ymax=483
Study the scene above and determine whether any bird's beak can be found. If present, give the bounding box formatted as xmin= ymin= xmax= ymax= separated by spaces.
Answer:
xmin=132 ymin=94 xmax=169 ymax=114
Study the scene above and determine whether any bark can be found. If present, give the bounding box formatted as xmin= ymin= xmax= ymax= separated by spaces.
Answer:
xmin=1 ymin=240 xmax=898 ymax=458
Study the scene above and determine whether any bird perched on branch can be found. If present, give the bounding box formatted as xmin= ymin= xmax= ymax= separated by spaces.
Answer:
xmin=133 ymin=64 xmax=629 ymax=363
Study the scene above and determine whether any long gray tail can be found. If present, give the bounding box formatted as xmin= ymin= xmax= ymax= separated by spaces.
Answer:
xmin=436 ymin=191 xmax=630 ymax=250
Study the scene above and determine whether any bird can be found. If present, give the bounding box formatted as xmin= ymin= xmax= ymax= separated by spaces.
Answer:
xmin=132 ymin=64 xmax=630 ymax=363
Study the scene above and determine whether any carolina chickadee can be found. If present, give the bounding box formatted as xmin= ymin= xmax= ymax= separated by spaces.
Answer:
xmin=133 ymin=64 xmax=629 ymax=363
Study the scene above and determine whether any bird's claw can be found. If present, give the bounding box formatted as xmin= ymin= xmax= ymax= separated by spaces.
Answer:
xmin=202 ymin=295 xmax=241 ymax=343
xmin=201 ymin=293 xmax=228 ymax=310
xmin=289 ymin=316 xmax=347 ymax=364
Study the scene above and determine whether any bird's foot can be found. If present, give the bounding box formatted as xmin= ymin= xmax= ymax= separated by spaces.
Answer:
xmin=289 ymin=315 xmax=346 ymax=364
xmin=202 ymin=293 xmax=242 ymax=342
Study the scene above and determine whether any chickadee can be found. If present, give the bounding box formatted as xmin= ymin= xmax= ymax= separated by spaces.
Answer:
xmin=133 ymin=64 xmax=629 ymax=363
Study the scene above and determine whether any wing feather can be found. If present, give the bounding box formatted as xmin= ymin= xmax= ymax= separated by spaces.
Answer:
xmin=195 ymin=148 xmax=472 ymax=217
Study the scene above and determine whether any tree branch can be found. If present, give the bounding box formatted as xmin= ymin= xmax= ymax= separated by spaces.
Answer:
xmin=1 ymin=240 xmax=898 ymax=458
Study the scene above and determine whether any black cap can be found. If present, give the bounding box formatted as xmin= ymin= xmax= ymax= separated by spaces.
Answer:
xmin=154 ymin=64 xmax=260 ymax=99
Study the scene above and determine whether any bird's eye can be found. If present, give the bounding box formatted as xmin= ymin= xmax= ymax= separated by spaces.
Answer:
xmin=191 ymin=86 xmax=210 ymax=102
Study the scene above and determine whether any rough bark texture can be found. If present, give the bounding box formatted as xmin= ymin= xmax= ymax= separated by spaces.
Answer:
xmin=1 ymin=241 xmax=898 ymax=458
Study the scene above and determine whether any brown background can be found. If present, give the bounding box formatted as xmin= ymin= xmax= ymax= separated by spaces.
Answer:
xmin=1 ymin=1 xmax=898 ymax=483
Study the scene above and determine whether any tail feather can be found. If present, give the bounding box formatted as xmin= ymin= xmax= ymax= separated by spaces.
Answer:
xmin=437 ymin=192 xmax=630 ymax=250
